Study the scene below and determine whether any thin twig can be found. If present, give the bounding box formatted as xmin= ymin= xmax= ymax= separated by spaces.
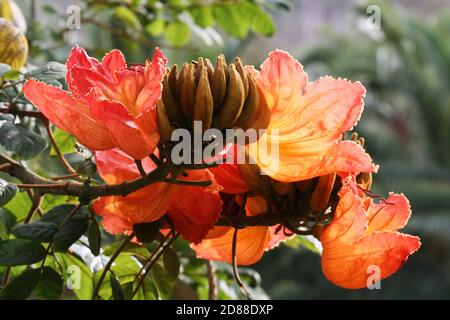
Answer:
xmin=135 ymin=160 xmax=147 ymax=178
xmin=130 ymin=233 xmax=179 ymax=300
xmin=43 ymin=119 xmax=78 ymax=175
xmin=92 ymin=233 xmax=135 ymax=300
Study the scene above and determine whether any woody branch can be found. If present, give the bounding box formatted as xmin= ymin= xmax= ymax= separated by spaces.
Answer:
xmin=0 ymin=153 xmax=297 ymax=228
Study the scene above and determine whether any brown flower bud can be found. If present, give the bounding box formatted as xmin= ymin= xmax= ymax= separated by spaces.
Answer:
xmin=158 ymin=54 xmax=270 ymax=134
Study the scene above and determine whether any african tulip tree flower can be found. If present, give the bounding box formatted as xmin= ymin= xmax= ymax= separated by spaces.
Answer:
xmin=23 ymin=46 xmax=166 ymax=160
xmin=92 ymin=148 xmax=222 ymax=243
xmin=320 ymin=179 xmax=421 ymax=289
xmin=193 ymin=195 xmax=289 ymax=265
xmin=246 ymin=50 xmax=376 ymax=182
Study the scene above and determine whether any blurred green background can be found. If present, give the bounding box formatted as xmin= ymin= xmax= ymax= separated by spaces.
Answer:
xmin=15 ymin=0 xmax=450 ymax=299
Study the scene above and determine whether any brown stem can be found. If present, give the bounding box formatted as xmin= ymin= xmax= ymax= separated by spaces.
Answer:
xmin=231 ymin=228 xmax=253 ymax=300
xmin=0 ymin=107 xmax=43 ymax=118
xmin=207 ymin=260 xmax=217 ymax=300
xmin=43 ymin=119 xmax=78 ymax=175
xmin=1 ymin=267 xmax=11 ymax=288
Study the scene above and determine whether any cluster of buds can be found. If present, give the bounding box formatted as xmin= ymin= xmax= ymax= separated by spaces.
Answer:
xmin=157 ymin=55 xmax=270 ymax=140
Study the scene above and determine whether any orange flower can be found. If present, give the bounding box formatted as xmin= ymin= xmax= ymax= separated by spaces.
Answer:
xmin=247 ymin=50 xmax=376 ymax=182
xmin=192 ymin=196 xmax=288 ymax=265
xmin=23 ymin=46 xmax=166 ymax=160
xmin=320 ymin=179 xmax=421 ymax=289
xmin=92 ymin=149 xmax=222 ymax=243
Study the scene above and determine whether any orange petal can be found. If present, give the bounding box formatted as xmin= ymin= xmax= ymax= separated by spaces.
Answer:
xmin=322 ymin=232 xmax=420 ymax=289
xmin=22 ymin=80 xmax=114 ymax=150
xmin=257 ymin=50 xmax=308 ymax=118
xmin=367 ymin=193 xmax=411 ymax=233
xmin=93 ymin=183 xmax=173 ymax=229
xmin=192 ymin=226 xmax=270 ymax=265
xmin=253 ymin=51 xmax=375 ymax=182
xmin=320 ymin=186 xmax=421 ymax=289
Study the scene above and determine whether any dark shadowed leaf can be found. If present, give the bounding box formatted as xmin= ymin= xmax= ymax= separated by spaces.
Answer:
xmin=12 ymin=221 xmax=59 ymax=242
xmin=53 ymin=215 xmax=89 ymax=252
xmin=0 ymin=239 xmax=47 ymax=266
xmin=88 ymin=218 xmax=101 ymax=256
xmin=110 ymin=271 xmax=125 ymax=300
xmin=163 ymin=247 xmax=180 ymax=281
xmin=0 ymin=268 xmax=41 ymax=300
xmin=34 ymin=266 xmax=63 ymax=300
xmin=151 ymin=263 xmax=175 ymax=299
xmin=0 ymin=179 xmax=17 ymax=206
xmin=0 ymin=123 xmax=47 ymax=160
xmin=133 ymin=220 xmax=159 ymax=243
xmin=0 ymin=208 xmax=16 ymax=239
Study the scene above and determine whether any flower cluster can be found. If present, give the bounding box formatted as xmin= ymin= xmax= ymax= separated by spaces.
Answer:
xmin=23 ymin=47 xmax=420 ymax=289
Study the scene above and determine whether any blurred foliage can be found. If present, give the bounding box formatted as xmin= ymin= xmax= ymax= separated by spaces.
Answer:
xmin=26 ymin=0 xmax=291 ymax=63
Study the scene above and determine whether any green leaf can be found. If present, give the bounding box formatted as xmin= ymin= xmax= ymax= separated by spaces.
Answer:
xmin=163 ymin=247 xmax=180 ymax=281
xmin=0 ymin=178 xmax=17 ymax=206
xmin=0 ymin=208 xmax=16 ymax=240
xmin=0 ymin=63 xmax=11 ymax=77
xmin=284 ymin=235 xmax=322 ymax=255
xmin=88 ymin=219 xmax=101 ymax=256
xmin=34 ymin=266 xmax=63 ymax=300
xmin=12 ymin=221 xmax=59 ymax=242
xmin=151 ymin=263 xmax=175 ymax=299
xmin=133 ymin=221 xmax=159 ymax=243
xmin=53 ymin=215 xmax=89 ymax=252
xmin=0 ymin=123 xmax=48 ymax=160
xmin=145 ymin=18 xmax=166 ymax=36
xmin=3 ymin=192 xmax=31 ymax=221
xmin=2 ymin=70 xmax=21 ymax=81
xmin=25 ymin=62 xmax=66 ymax=82
xmin=40 ymin=194 xmax=71 ymax=212
xmin=56 ymin=253 xmax=94 ymax=300
xmin=49 ymin=128 xmax=76 ymax=156
xmin=251 ymin=7 xmax=275 ymax=36
xmin=0 ymin=268 xmax=41 ymax=300
xmin=165 ymin=20 xmax=191 ymax=47
xmin=110 ymin=271 xmax=125 ymax=300
xmin=190 ymin=7 xmax=215 ymax=28
xmin=0 ymin=239 xmax=47 ymax=266
xmin=213 ymin=4 xmax=251 ymax=38
xmin=113 ymin=6 xmax=141 ymax=30
xmin=104 ymin=242 xmax=150 ymax=260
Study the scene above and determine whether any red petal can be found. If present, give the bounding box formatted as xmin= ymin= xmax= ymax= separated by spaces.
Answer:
xmin=101 ymin=49 xmax=127 ymax=78
xmin=88 ymin=91 xmax=159 ymax=159
xmin=23 ymin=80 xmax=114 ymax=150
xmin=168 ymin=170 xmax=222 ymax=243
